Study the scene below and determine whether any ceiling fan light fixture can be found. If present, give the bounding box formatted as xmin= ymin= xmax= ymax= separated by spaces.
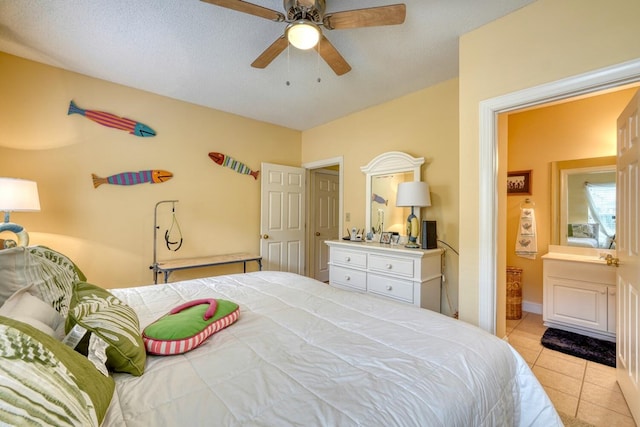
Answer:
xmin=286 ymin=20 xmax=320 ymax=50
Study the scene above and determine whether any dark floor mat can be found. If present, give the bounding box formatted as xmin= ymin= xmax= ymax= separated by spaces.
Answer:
xmin=541 ymin=328 xmax=615 ymax=367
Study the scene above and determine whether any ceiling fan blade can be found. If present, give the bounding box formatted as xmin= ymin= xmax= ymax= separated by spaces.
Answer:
xmin=323 ymin=4 xmax=406 ymax=30
xmin=315 ymin=35 xmax=351 ymax=76
xmin=251 ymin=35 xmax=289 ymax=69
xmin=200 ymin=0 xmax=284 ymax=21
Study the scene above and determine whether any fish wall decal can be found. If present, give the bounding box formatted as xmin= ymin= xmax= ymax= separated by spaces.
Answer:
xmin=371 ymin=193 xmax=388 ymax=205
xmin=92 ymin=170 xmax=173 ymax=188
xmin=68 ymin=100 xmax=156 ymax=137
xmin=208 ymin=152 xmax=259 ymax=180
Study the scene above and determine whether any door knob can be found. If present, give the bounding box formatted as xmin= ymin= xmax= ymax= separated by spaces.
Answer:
xmin=262 ymin=234 xmax=269 ymax=239
xmin=315 ymin=232 xmax=321 ymax=236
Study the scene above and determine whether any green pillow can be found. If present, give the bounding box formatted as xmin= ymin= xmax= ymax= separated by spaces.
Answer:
xmin=0 ymin=316 xmax=114 ymax=426
xmin=66 ymin=281 xmax=146 ymax=376
xmin=143 ymin=298 xmax=240 ymax=355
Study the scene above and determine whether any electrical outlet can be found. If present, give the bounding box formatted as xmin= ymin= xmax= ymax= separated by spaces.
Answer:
xmin=346 ymin=212 xmax=351 ymax=221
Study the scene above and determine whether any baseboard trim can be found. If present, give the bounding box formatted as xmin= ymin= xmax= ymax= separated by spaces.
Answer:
xmin=522 ymin=301 xmax=542 ymax=315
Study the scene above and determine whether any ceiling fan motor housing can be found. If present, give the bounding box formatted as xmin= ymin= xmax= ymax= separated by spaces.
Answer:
xmin=284 ymin=0 xmax=325 ymax=22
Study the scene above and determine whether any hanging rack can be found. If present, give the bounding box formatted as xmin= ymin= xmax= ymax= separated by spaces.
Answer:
xmin=151 ymin=200 xmax=179 ymax=284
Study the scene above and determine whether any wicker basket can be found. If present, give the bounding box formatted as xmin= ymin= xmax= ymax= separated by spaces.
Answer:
xmin=506 ymin=267 xmax=523 ymax=320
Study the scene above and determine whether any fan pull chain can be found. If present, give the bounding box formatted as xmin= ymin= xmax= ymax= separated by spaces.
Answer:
xmin=316 ymin=38 xmax=321 ymax=83
xmin=286 ymin=42 xmax=291 ymax=86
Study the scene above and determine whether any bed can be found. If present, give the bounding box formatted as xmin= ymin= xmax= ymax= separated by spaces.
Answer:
xmin=567 ymin=223 xmax=600 ymax=248
xmin=0 ymin=246 xmax=561 ymax=426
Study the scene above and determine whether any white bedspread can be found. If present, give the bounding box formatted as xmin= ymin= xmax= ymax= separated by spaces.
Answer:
xmin=104 ymin=271 xmax=560 ymax=427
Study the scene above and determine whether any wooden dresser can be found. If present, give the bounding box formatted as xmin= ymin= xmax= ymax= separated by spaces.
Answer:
xmin=326 ymin=240 xmax=443 ymax=312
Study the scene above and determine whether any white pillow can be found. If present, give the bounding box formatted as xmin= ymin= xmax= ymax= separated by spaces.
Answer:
xmin=0 ymin=246 xmax=80 ymax=317
xmin=0 ymin=287 xmax=66 ymax=339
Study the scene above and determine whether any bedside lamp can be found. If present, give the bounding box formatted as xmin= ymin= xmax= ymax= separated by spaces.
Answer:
xmin=0 ymin=178 xmax=41 ymax=248
xmin=396 ymin=181 xmax=431 ymax=248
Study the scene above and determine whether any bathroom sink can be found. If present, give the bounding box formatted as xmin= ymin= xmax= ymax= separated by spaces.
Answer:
xmin=543 ymin=244 xmax=616 ymax=264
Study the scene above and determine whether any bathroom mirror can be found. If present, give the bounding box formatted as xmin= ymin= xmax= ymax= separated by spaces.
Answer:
xmin=550 ymin=156 xmax=616 ymax=249
xmin=361 ymin=152 xmax=424 ymax=235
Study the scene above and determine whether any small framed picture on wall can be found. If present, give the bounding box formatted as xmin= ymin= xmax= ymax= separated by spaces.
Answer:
xmin=507 ymin=170 xmax=532 ymax=195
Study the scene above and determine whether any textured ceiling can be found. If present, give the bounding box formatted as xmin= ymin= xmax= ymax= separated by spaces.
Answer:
xmin=0 ymin=0 xmax=535 ymax=131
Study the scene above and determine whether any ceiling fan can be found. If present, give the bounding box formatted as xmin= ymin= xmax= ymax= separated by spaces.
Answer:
xmin=201 ymin=0 xmax=406 ymax=75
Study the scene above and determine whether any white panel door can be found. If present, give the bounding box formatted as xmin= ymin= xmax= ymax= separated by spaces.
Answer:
xmin=260 ymin=163 xmax=305 ymax=274
xmin=312 ymin=170 xmax=339 ymax=282
xmin=616 ymin=89 xmax=640 ymax=424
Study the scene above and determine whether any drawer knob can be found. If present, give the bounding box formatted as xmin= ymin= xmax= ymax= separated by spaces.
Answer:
xmin=345 ymin=275 xmax=351 ymax=281
xmin=386 ymin=285 xmax=392 ymax=291
xmin=386 ymin=264 xmax=392 ymax=269
xmin=345 ymin=256 xmax=351 ymax=262
xmin=609 ymin=290 xmax=616 ymax=296
xmin=600 ymin=289 xmax=606 ymax=295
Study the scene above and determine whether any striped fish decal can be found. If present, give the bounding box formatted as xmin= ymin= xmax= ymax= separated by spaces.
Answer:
xmin=208 ymin=152 xmax=259 ymax=180
xmin=92 ymin=170 xmax=173 ymax=188
xmin=68 ymin=100 xmax=156 ymax=137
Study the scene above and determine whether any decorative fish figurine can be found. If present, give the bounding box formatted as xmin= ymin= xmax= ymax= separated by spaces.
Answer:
xmin=68 ymin=100 xmax=156 ymax=137
xmin=92 ymin=170 xmax=173 ymax=188
xmin=371 ymin=193 xmax=388 ymax=205
xmin=208 ymin=152 xmax=259 ymax=180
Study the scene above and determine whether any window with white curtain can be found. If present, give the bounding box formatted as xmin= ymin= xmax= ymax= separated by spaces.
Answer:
xmin=585 ymin=182 xmax=616 ymax=248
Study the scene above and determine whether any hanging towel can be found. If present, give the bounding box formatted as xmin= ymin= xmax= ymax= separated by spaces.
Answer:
xmin=515 ymin=206 xmax=538 ymax=259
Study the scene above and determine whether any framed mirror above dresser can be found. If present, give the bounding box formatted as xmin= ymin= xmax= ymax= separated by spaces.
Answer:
xmin=361 ymin=151 xmax=424 ymax=237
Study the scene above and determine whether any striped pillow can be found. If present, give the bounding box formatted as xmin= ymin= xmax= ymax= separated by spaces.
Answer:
xmin=66 ymin=281 xmax=146 ymax=376
xmin=0 ymin=316 xmax=114 ymax=426
xmin=0 ymin=246 xmax=82 ymax=317
xmin=142 ymin=299 xmax=239 ymax=355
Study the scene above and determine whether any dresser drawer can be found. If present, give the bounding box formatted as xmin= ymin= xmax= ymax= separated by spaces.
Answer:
xmin=331 ymin=248 xmax=367 ymax=269
xmin=330 ymin=265 xmax=367 ymax=291
xmin=368 ymin=254 xmax=414 ymax=278
xmin=368 ymin=274 xmax=414 ymax=304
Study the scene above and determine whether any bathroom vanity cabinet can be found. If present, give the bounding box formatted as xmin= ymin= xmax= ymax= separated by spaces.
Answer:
xmin=542 ymin=247 xmax=617 ymax=342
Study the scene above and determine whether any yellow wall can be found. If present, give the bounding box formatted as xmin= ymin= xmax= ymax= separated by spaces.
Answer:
xmin=0 ymin=53 xmax=301 ymax=287
xmin=302 ymin=79 xmax=460 ymax=316
xmin=459 ymin=0 xmax=640 ymax=333
xmin=505 ymin=88 xmax=636 ymax=308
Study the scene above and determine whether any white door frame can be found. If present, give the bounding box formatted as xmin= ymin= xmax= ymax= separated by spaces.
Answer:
xmin=302 ymin=156 xmax=344 ymax=277
xmin=478 ymin=58 xmax=640 ymax=333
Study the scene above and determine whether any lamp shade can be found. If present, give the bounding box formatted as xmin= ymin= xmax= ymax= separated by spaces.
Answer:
xmin=396 ymin=181 xmax=431 ymax=207
xmin=286 ymin=20 xmax=320 ymax=50
xmin=0 ymin=178 xmax=41 ymax=212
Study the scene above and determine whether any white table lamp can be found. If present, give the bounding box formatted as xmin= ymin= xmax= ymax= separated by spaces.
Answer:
xmin=396 ymin=181 xmax=431 ymax=248
xmin=0 ymin=178 xmax=41 ymax=248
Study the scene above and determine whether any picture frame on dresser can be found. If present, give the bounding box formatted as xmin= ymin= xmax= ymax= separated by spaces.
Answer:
xmin=380 ymin=232 xmax=392 ymax=244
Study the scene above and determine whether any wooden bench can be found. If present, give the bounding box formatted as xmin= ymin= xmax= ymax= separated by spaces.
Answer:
xmin=152 ymin=253 xmax=262 ymax=284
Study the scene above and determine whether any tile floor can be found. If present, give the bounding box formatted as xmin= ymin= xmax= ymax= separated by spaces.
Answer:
xmin=506 ymin=312 xmax=636 ymax=427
